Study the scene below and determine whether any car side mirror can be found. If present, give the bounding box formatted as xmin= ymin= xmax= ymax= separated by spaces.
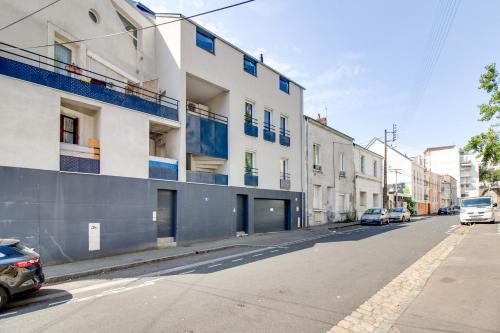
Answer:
xmin=494 ymin=203 xmax=498 ymax=208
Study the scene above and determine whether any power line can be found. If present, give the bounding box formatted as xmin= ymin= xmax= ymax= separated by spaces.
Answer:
xmin=0 ymin=0 xmax=255 ymax=51
xmin=0 ymin=0 xmax=63 ymax=32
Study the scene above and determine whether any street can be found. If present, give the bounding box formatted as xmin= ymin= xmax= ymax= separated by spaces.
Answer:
xmin=0 ymin=216 xmax=459 ymax=333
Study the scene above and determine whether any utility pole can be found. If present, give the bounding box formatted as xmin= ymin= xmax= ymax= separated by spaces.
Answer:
xmin=383 ymin=124 xmax=398 ymax=209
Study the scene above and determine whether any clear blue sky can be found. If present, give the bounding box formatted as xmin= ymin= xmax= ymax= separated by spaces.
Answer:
xmin=142 ymin=0 xmax=498 ymax=156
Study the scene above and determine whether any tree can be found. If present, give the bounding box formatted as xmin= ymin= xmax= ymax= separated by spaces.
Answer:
xmin=464 ymin=64 xmax=500 ymax=166
xmin=479 ymin=166 xmax=500 ymax=183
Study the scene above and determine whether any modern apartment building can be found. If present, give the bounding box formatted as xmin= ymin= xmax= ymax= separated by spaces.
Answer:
xmin=304 ymin=116 xmax=355 ymax=225
xmin=460 ymin=150 xmax=480 ymax=198
xmin=354 ymin=144 xmax=383 ymax=218
xmin=0 ymin=1 xmax=304 ymax=264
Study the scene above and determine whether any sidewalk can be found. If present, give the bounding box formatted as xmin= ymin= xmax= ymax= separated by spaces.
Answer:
xmin=390 ymin=222 xmax=500 ymax=333
xmin=44 ymin=221 xmax=360 ymax=284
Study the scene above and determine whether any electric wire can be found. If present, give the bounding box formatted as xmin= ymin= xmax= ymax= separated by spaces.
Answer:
xmin=0 ymin=0 xmax=63 ymax=32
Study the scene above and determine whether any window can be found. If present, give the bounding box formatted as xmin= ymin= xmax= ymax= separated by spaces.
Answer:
xmin=196 ymin=27 xmax=215 ymax=54
xmin=118 ymin=12 xmax=137 ymax=48
xmin=279 ymin=76 xmax=289 ymax=93
xmin=337 ymin=194 xmax=345 ymax=212
xmin=243 ymin=55 xmax=257 ymax=76
xmin=360 ymin=191 xmax=367 ymax=206
xmin=60 ymin=115 xmax=78 ymax=144
xmin=54 ymin=43 xmax=71 ymax=75
xmin=360 ymin=155 xmax=365 ymax=174
xmin=339 ymin=152 xmax=345 ymax=171
xmin=327 ymin=187 xmax=334 ymax=208
xmin=245 ymin=151 xmax=255 ymax=173
xmin=313 ymin=185 xmax=322 ymax=209
xmin=280 ymin=159 xmax=289 ymax=179
xmin=280 ymin=115 xmax=287 ymax=136
xmin=373 ymin=161 xmax=378 ymax=177
xmin=245 ymin=102 xmax=254 ymax=123
xmin=373 ymin=193 xmax=380 ymax=207
xmin=264 ymin=109 xmax=272 ymax=130
xmin=313 ymin=144 xmax=320 ymax=166
xmin=88 ymin=9 xmax=100 ymax=24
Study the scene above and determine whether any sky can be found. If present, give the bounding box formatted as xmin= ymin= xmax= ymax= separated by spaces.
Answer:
xmin=142 ymin=0 xmax=499 ymax=156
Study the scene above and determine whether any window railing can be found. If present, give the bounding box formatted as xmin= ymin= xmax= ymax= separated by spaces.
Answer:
xmin=245 ymin=167 xmax=258 ymax=176
xmin=280 ymin=172 xmax=291 ymax=180
xmin=263 ymin=123 xmax=275 ymax=132
xmin=186 ymin=103 xmax=228 ymax=124
xmin=244 ymin=167 xmax=258 ymax=186
xmin=0 ymin=41 xmax=179 ymax=111
xmin=279 ymin=128 xmax=290 ymax=137
xmin=244 ymin=115 xmax=258 ymax=126
xmin=244 ymin=116 xmax=258 ymax=137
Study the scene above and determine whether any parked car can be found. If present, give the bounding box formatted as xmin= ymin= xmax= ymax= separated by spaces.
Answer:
xmin=360 ymin=208 xmax=389 ymax=225
xmin=451 ymin=205 xmax=460 ymax=215
xmin=437 ymin=207 xmax=449 ymax=215
xmin=389 ymin=207 xmax=411 ymax=222
xmin=0 ymin=239 xmax=44 ymax=310
xmin=460 ymin=197 xmax=497 ymax=225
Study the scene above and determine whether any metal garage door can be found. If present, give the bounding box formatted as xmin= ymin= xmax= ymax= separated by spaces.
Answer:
xmin=157 ymin=190 xmax=175 ymax=238
xmin=254 ymin=199 xmax=288 ymax=233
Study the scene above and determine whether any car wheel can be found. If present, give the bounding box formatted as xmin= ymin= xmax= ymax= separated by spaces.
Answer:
xmin=0 ymin=287 xmax=9 ymax=310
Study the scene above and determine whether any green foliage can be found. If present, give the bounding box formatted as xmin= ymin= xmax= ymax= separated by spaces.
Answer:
xmin=480 ymin=166 xmax=500 ymax=183
xmin=407 ymin=199 xmax=416 ymax=214
xmin=466 ymin=63 xmax=500 ymax=166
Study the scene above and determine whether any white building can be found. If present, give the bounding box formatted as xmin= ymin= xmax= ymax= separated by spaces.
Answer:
xmin=0 ymin=0 xmax=304 ymax=264
xmin=423 ymin=146 xmax=461 ymax=198
xmin=354 ymin=144 xmax=383 ymax=218
xmin=460 ymin=150 xmax=480 ymax=198
xmin=304 ymin=116 xmax=355 ymax=225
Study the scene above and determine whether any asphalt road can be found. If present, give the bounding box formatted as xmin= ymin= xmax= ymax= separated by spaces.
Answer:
xmin=0 ymin=215 xmax=459 ymax=333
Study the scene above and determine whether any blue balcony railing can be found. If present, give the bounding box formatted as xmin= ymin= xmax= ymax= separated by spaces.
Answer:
xmin=263 ymin=123 xmax=276 ymax=142
xmin=0 ymin=42 xmax=179 ymax=121
xmin=279 ymin=128 xmax=291 ymax=147
xmin=186 ymin=104 xmax=228 ymax=159
xmin=149 ymin=160 xmax=178 ymax=181
xmin=244 ymin=168 xmax=258 ymax=186
xmin=244 ymin=117 xmax=258 ymax=137
xmin=187 ymin=171 xmax=228 ymax=185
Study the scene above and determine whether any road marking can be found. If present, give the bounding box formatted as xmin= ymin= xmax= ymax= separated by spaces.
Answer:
xmin=232 ymin=258 xmax=243 ymax=262
xmin=179 ymin=270 xmax=196 ymax=275
xmin=208 ymin=264 xmax=222 ymax=268
xmin=0 ymin=311 xmax=17 ymax=317
xmin=447 ymin=225 xmax=460 ymax=234
xmin=252 ymin=254 xmax=263 ymax=257
xmin=269 ymin=249 xmax=279 ymax=253
xmin=48 ymin=300 xmax=69 ymax=307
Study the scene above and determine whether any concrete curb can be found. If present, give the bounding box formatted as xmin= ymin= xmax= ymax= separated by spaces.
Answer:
xmin=45 ymin=223 xmax=360 ymax=284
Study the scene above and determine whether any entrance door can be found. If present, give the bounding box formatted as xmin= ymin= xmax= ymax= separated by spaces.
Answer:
xmin=157 ymin=190 xmax=175 ymax=238
xmin=254 ymin=199 xmax=288 ymax=233
xmin=236 ymin=195 xmax=248 ymax=233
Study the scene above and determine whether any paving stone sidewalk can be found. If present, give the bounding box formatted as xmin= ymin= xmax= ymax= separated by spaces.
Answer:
xmin=328 ymin=224 xmax=471 ymax=333
xmin=44 ymin=221 xmax=360 ymax=283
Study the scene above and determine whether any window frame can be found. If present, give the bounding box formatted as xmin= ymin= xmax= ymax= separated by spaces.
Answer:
xmin=360 ymin=155 xmax=365 ymax=174
xmin=60 ymin=114 xmax=79 ymax=145
xmin=196 ymin=27 xmax=215 ymax=54
xmin=245 ymin=151 xmax=256 ymax=173
xmin=264 ymin=109 xmax=273 ymax=130
xmin=117 ymin=12 xmax=138 ymax=49
xmin=373 ymin=160 xmax=378 ymax=177
xmin=280 ymin=115 xmax=287 ymax=135
xmin=279 ymin=76 xmax=290 ymax=94
xmin=339 ymin=152 xmax=345 ymax=171
xmin=313 ymin=144 xmax=320 ymax=166
xmin=244 ymin=101 xmax=254 ymax=123
xmin=243 ymin=55 xmax=257 ymax=76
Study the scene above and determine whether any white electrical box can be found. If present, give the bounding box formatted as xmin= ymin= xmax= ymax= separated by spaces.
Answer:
xmin=89 ymin=223 xmax=100 ymax=251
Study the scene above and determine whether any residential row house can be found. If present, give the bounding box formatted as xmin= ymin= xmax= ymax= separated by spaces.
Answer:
xmin=440 ymin=175 xmax=458 ymax=207
xmin=0 ymin=0 xmax=303 ymax=265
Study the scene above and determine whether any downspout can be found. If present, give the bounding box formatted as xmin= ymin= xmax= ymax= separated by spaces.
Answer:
xmin=353 ymin=143 xmax=357 ymax=220
xmin=304 ymin=115 xmax=309 ymax=228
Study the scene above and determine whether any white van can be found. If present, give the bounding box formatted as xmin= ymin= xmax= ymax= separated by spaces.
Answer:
xmin=460 ymin=196 xmax=497 ymax=224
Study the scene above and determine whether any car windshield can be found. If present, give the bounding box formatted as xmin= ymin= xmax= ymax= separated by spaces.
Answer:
xmin=365 ymin=209 xmax=381 ymax=214
xmin=391 ymin=208 xmax=403 ymax=212
xmin=462 ymin=197 xmax=492 ymax=207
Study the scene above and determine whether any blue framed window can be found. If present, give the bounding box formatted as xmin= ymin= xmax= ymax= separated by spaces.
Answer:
xmin=196 ymin=27 xmax=215 ymax=54
xmin=279 ymin=76 xmax=290 ymax=94
xmin=243 ymin=55 xmax=257 ymax=76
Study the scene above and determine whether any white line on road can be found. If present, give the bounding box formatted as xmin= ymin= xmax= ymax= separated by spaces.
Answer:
xmin=48 ymin=300 xmax=69 ymax=307
xmin=0 ymin=311 xmax=17 ymax=317
xmin=269 ymin=250 xmax=279 ymax=253
xmin=179 ymin=270 xmax=196 ymax=275
xmin=208 ymin=264 xmax=222 ymax=268
xmin=231 ymin=258 xmax=243 ymax=262
xmin=252 ymin=254 xmax=263 ymax=257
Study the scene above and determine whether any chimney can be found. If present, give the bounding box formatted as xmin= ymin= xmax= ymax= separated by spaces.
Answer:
xmin=260 ymin=53 xmax=264 ymax=63
xmin=317 ymin=113 xmax=327 ymax=126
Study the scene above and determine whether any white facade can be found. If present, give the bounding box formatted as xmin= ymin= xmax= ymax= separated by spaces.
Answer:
xmin=423 ymin=146 xmax=461 ymax=198
xmin=305 ymin=117 xmax=355 ymax=225
xmin=460 ymin=151 xmax=480 ymax=198
xmin=354 ymin=144 xmax=383 ymax=218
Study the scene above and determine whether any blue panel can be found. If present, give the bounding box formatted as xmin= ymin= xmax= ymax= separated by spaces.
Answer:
xmin=279 ymin=134 xmax=290 ymax=147
xmin=186 ymin=112 xmax=228 ymax=159
xmin=244 ymin=174 xmax=258 ymax=187
xmin=187 ymin=171 xmax=228 ymax=185
xmin=263 ymin=129 xmax=276 ymax=142
xmin=148 ymin=160 xmax=177 ymax=169
xmin=244 ymin=122 xmax=258 ymax=137
xmin=60 ymin=155 xmax=99 ymax=174
xmin=149 ymin=167 xmax=177 ymax=181
xmin=0 ymin=56 xmax=178 ymax=121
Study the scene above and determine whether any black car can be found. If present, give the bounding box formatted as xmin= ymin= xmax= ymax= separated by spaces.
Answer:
xmin=437 ymin=207 xmax=449 ymax=215
xmin=0 ymin=239 xmax=44 ymax=310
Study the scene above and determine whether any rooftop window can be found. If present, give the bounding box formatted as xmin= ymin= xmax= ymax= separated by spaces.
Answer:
xmin=279 ymin=76 xmax=289 ymax=94
xmin=196 ymin=27 xmax=215 ymax=54
xmin=243 ymin=55 xmax=257 ymax=76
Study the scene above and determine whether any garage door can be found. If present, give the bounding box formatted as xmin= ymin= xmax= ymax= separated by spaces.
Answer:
xmin=254 ymin=199 xmax=288 ymax=233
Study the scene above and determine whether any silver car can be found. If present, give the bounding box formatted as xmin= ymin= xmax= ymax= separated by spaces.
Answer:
xmin=360 ymin=208 xmax=389 ymax=225
xmin=389 ymin=207 xmax=411 ymax=222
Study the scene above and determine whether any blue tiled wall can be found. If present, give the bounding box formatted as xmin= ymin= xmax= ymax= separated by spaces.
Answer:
xmin=186 ymin=113 xmax=228 ymax=159
xmin=60 ymin=155 xmax=99 ymax=174
xmin=187 ymin=171 xmax=228 ymax=185
xmin=149 ymin=160 xmax=178 ymax=181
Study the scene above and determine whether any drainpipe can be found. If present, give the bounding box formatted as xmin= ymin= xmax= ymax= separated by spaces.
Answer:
xmin=304 ymin=116 xmax=309 ymax=228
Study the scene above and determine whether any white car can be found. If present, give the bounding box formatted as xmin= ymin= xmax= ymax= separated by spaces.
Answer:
xmin=460 ymin=196 xmax=497 ymax=224
xmin=388 ymin=207 xmax=411 ymax=222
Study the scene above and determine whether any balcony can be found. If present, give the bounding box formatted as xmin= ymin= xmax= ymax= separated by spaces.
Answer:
xmin=60 ymin=142 xmax=100 ymax=174
xmin=149 ymin=157 xmax=178 ymax=181
xmin=280 ymin=172 xmax=291 ymax=190
xmin=244 ymin=117 xmax=258 ymax=137
xmin=186 ymin=105 xmax=228 ymax=159
xmin=244 ymin=168 xmax=259 ymax=187
xmin=263 ymin=123 xmax=276 ymax=143
xmin=279 ymin=129 xmax=290 ymax=147
xmin=0 ymin=42 xmax=179 ymax=121
xmin=187 ymin=171 xmax=228 ymax=185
